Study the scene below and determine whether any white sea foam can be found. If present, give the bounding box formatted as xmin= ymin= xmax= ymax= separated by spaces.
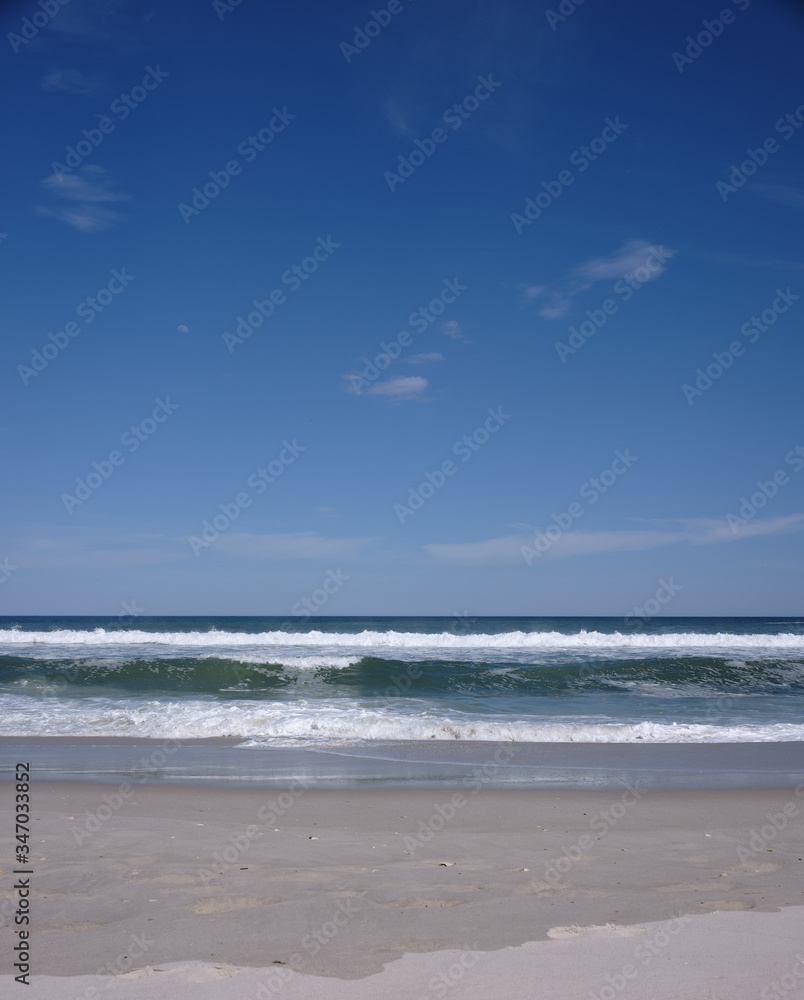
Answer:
xmin=1 ymin=627 xmax=802 ymax=650
xmin=2 ymin=694 xmax=803 ymax=742
xmin=199 ymin=653 xmax=359 ymax=669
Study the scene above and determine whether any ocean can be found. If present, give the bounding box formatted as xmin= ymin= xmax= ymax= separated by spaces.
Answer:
xmin=2 ymin=615 xmax=804 ymax=744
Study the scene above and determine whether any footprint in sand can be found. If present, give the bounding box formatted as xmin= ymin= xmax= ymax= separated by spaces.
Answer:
xmin=191 ymin=895 xmax=281 ymax=914
xmin=127 ymin=874 xmax=208 ymax=885
xmin=519 ymin=883 xmax=608 ymax=898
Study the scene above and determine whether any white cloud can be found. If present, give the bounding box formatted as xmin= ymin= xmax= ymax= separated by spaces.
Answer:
xmin=366 ymin=376 xmax=428 ymax=399
xmin=214 ymin=532 xmax=374 ymax=560
xmin=425 ymin=514 xmax=804 ymax=565
xmin=535 ymin=298 xmax=573 ymax=320
xmin=37 ymin=165 xmax=129 ymax=231
xmin=525 ymin=239 xmax=675 ymax=319
xmin=574 ymin=240 xmax=670 ymax=283
xmin=40 ymin=69 xmax=103 ymax=95
xmin=314 ymin=507 xmax=340 ymax=518
xmin=442 ymin=320 xmax=466 ymax=340
xmin=406 ymin=352 xmax=444 ymax=364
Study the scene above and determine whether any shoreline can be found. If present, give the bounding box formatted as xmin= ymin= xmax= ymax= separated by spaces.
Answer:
xmin=2 ymin=737 xmax=803 ymax=789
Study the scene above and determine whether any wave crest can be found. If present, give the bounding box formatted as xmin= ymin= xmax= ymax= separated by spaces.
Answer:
xmin=1 ymin=627 xmax=802 ymax=650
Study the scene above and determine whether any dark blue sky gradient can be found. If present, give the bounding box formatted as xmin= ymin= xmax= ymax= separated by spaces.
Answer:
xmin=1 ymin=0 xmax=803 ymax=615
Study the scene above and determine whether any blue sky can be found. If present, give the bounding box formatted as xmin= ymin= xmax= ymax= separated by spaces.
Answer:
xmin=2 ymin=0 xmax=803 ymax=616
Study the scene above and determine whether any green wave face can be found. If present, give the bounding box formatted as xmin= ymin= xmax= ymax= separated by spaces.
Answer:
xmin=2 ymin=654 xmax=803 ymax=699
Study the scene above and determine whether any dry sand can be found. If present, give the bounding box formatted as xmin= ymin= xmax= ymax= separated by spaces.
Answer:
xmin=2 ymin=780 xmax=804 ymax=997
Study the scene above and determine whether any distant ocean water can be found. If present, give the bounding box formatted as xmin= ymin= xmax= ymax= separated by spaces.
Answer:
xmin=2 ymin=616 xmax=804 ymax=744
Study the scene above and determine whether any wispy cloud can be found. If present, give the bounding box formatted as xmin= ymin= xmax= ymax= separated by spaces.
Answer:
xmin=443 ymin=320 xmax=469 ymax=341
xmin=574 ymin=241 xmax=670 ymax=283
xmin=7 ymin=528 xmax=377 ymax=568
xmin=681 ymin=246 xmax=804 ymax=271
xmin=214 ymin=532 xmax=375 ymax=560
xmin=524 ymin=239 xmax=675 ymax=319
xmin=425 ymin=514 xmax=804 ymax=565
xmin=406 ymin=352 xmax=444 ymax=364
xmin=382 ymin=96 xmax=417 ymax=138
xmin=46 ymin=0 xmax=133 ymax=47
xmin=37 ymin=165 xmax=129 ymax=232
xmin=40 ymin=68 xmax=103 ymax=95
xmin=366 ymin=376 xmax=428 ymax=400
xmin=746 ymin=183 xmax=804 ymax=210
xmin=11 ymin=534 xmax=183 ymax=570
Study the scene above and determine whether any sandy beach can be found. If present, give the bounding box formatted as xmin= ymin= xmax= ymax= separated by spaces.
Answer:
xmin=2 ymin=772 xmax=803 ymax=997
